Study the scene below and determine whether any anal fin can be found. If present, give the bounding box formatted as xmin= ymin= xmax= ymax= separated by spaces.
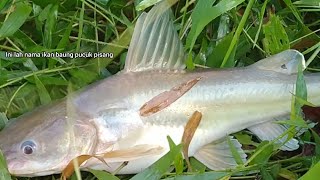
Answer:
xmin=248 ymin=121 xmax=299 ymax=151
xmin=193 ymin=136 xmax=247 ymax=170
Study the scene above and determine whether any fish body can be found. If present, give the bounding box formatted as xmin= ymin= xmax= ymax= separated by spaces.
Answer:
xmin=0 ymin=2 xmax=320 ymax=177
xmin=77 ymin=68 xmax=320 ymax=173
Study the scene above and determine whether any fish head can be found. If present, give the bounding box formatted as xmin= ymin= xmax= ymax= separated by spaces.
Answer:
xmin=0 ymin=100 xmax=97 ymax=176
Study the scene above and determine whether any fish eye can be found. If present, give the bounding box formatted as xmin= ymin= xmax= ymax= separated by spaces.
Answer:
xmin=21 ymin=140 xmax=36 ymax=155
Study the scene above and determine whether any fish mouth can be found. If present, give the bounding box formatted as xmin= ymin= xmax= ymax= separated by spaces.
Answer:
xmin=7 ymin=161 xmax=24 ymax=175
xmin=5 ymin=149 xmax=71 ymax=177
xmin=5 ymin=154 xmax=27 ymax=176
xmin=1 ymin=150 xmax=36 ymax=177
xmin=9 ymin=168 xmax=57 ymax=177
xmin=2 ymin=150 xmax=21 ymax=172
xmin=5 ymin=155 xmax=59 ymax=177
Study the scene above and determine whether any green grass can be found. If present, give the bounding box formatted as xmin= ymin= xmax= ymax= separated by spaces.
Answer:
xmin=0 ymin=0 xmax=320 ymax=179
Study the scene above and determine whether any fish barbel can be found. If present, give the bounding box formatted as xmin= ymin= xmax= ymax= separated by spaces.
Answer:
xmin=0 ymin=2 xmax=320 ymax=177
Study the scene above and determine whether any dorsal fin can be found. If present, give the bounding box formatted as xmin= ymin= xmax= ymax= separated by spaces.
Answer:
xmin=249 ymin=49 xmax=306 ymax=74
xmin=123 ymin=2 xmax=186 ymax=73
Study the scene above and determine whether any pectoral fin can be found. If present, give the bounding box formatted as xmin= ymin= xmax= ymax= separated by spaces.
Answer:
xmin=101 ymin=144 xmax=165 ymax=162
xmin=248 ymin=121 xmax=299 ymax=151
xmin=193 ymin=136 xmax=247 ymax=170
xmin=62 ymin=145 xmax=164 ymax=178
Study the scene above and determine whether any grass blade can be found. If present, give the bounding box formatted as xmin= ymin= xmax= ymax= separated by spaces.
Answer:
xmin=299 ymin=161 xmax=320 ymax=180
xmin=89 ymin=170 xmax=120 ymax=180
xmin=76 ymin=0 xmax=85 ymax=52
xmin=0 ymin=112 xmax=8 ymax=130
xmin=0 ymin=2 xmax=32 ymax=39
xmin=282 ymin=0 xmax=303 ymax=24
xmin=34 ymin=74 xmax=52 ymax=105
xmin=86 ymin=26 xmax=134 ymax=73
xmin=253 ymin=0 xmax=268 ymax=49
xmin=220 ymin=0 xmax=255 ymax=67
xmin=294 ymin=61 xmax=307 ymax=117
xmin=136 ymin=0 xmax=163 ymax=11
xmin=0 ymin=150 xmax=11 ymax=180
xmin=0 ymin=0 xmax=11 ymax=12
xmin=206 ymin=32 xmax=234 ymax=68
xmin=43 ymin=4 xmax=58 ymax=49
xmin=227 ymin=136 xmax=244 ymax=165
xmin=185 ymin=0 xmax=244 ymax=68
xmin=57 ymin=14 xmax=75 ymax=50
xmin=163 ymin=171 xmax=230 ymax=180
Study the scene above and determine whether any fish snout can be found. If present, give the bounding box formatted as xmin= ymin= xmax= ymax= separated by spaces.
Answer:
xmin=7 ymin=159 xmax=20 ymax=174
xmin=2 ymin=150 xmax=24 ymax=174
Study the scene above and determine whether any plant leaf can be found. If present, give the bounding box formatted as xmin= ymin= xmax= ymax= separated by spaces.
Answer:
xmin=227 ymin=136 xmax=244 ymax=165
xmin=34 ymin=74 xmax=52 ymax=105
xmin=57 ymin=13 xmax=76 ymax=50
xmin=282 ymin=0 xmax=303 ymax=24
xmin=89 ymin=169 xmax=120 ymax=180
xmin=168 ymin=135 xmax=184 ymax=174
xmin=43 ymin=4 xmax=58 ymax=49
xmin=0 ymin=112 xmax=8 ymax=130
xmin=206 ymin=32 xmax=234 ymax=68
xmin=185 ymin=0 xmax=244 ymax=52
xmin=247 ymin=141 xmax=274 ymax=165
xmin=300 ymin=161 xmax=320 ymax=180
xmin=163 ymin=171 xmax=230 ymax=180
xmin=0 ymin=150 xmax=11 ymax=180
xmin=294 ymin=61 xmax=307 ymax=117
xmin=0 ymin=2 xmax=32 ymax=39
xmin=262 ymin=14 xmax=290 ymax=55
xmin=278 ymin=168 xmax=297 ymax=180
xmin=136 ymin=0 xmax=163 ymax=11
